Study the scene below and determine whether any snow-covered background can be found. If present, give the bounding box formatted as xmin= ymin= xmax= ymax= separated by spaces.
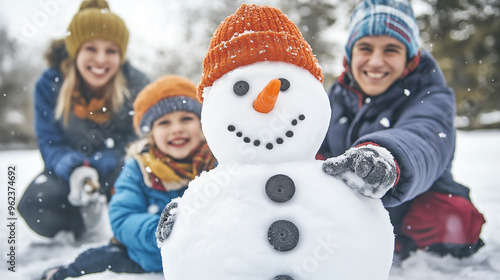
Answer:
xmin=0 ymin=130 xmax=499 ymax=279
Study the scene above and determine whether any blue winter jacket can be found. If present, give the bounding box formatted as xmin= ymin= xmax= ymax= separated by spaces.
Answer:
xmin=34 ymin=62 xmax=149 ymax=181
xmin=109 ymin=158 xmax=186 ymax=272
xmin=320 ymin=50 xmax=471 ymax=207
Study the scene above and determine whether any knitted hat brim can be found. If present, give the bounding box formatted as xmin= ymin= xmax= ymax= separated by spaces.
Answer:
xmin=137 ymin=96 xmax=202 ymax=134
xmin=197 ymin=31 xmax=323 ymax=101
xmin=345 ymin=3 xmax=420 ymax=63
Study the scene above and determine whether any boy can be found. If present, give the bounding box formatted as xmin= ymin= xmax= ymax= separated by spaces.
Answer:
xmin=321 ymin=0 xmax=485 ymax=260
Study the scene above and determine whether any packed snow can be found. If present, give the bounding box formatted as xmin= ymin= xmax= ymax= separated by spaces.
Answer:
xmin=0 ymin=131 xmax=498 ymax=280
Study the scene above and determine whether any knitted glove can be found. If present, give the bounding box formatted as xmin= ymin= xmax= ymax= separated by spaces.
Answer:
xmin=322 ymin=144 xmax=398 ymax=199
xmin=156 ymin=199 xmax=179 ymax=248
xmin=68 ymin=166 xmax=102 ymax=206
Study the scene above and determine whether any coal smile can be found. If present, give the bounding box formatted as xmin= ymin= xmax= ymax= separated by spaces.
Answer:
xmin=226 ymin=114 xmax=305 ymax=150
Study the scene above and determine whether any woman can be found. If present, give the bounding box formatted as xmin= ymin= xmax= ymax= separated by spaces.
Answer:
xmin=320 ymin=0 xmax=485 ymax=260
xmin=18 ymin=0 xmax=149 ymax=240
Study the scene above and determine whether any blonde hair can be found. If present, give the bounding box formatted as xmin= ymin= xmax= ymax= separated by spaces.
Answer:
xmin=55 ymin=59 xmax=129 ymax=125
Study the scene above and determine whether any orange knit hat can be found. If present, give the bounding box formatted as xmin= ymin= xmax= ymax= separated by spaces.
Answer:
xmin=133 ymin=75 xmax=201 ymax=134
xmin=197 ymin=4 xmax=323 ymax=101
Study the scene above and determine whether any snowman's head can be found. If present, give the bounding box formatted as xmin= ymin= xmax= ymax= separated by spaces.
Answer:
xmin=197 ymin=4 xmax=331 ymax=165
xmin=201 ymin=61 xmax=331 ymax=165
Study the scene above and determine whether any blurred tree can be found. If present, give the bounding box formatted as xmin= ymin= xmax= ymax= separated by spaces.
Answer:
xmin=419 ymin=0 xmax=500 ymax=129
xmin=279 ymin=0 xmax=341 ymax=86
xmin=151 ymin=0 xmax=344 ymax=87
xmin=0 ymin=26 xmax=39 ymax=148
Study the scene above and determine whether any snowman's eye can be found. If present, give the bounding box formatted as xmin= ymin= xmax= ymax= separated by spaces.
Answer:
xmin=279 ymin=78 xmax=290 ymax=92
xmin=233 ymin=81 xmax=249 ymax=96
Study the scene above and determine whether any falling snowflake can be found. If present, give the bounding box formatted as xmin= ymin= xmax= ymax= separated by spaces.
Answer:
xmin=93 ymin=152 xmax=102 ymax=161
xmin=379 ymin=117 xmax=390 ymax=128
xmin=404 ymin=89 xmax=411 ymax=96
xmin=148 ymin=204 xmax=160 ymax=214
xmin=339 ymin=116 xmax=348 ymax=124
xmin=34 ymin=175 xmax=48 ymax=184
xmin=145 ymin=166 xmax=152 ymax=173
xmin=105 ymin=138 xmax=115 ymax=148
xmin=439 ymin=132 xmax=447 ymax=138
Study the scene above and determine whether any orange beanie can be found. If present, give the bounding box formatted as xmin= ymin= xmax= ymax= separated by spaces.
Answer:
xmin=197 ymin=4 xmax=323 ymax=101
xmin=133 ymin=75 xmax=201 ymax=134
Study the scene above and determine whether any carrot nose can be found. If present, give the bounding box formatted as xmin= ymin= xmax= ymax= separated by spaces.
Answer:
xmin=253 ymin=79 xmax=281 ymax=113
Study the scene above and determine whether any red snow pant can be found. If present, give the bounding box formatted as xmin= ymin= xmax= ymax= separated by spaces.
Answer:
xmin=390 ymin=192 xmax=485 ymax=259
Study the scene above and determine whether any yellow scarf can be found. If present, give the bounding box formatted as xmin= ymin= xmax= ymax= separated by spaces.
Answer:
xmin=136 ymin=142 xmax=216 ymax=191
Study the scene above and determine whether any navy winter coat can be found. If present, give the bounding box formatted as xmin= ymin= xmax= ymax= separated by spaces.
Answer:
xmin=34 ymin=62 xmax=149 ymax=181
xmin=320 ymin=50 xmax=471 ymax=207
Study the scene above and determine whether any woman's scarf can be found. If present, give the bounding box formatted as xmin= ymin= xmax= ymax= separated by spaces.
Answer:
xmin=72 ymin=90 xmax=112 ymax=124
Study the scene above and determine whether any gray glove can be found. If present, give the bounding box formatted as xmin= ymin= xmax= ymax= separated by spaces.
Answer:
xmin=156 ymin=199 xmax=179 ymax=248
xmin=322 ymin=145 xmax=397 ymax=198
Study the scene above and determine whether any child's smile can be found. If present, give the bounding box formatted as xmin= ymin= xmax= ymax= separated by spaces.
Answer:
xmin=351 ymin=36 xmax=407 ymax=96
xmin=152 ymin=111 xmax=203 ymax=160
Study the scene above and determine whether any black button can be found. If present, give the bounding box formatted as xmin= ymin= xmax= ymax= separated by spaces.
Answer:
xmin=268 ymin=220 xmax=299 ymax=252
xmin=274 ymin=276 xmax=294 ymax=280
xmin=265 ymin=174 xmax=295 ymax=203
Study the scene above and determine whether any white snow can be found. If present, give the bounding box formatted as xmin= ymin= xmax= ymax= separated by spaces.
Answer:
xmin=479 ymin=110 xmax=500 ymax=126
xmin=0 ymin=130 xmax=499 ymax=279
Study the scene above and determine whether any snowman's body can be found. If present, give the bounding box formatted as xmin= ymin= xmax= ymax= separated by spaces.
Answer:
xmin=160 ymin=62 xmax=394 ymax=279
xmin=162 ymin=162 xmax=394 ymax=279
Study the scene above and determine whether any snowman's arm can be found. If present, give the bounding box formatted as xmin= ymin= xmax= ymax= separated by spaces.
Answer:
xmin=156 ymin=199 xmax=179 ymax=247
xmin=322 ymin=144 xmax=399 ymax=199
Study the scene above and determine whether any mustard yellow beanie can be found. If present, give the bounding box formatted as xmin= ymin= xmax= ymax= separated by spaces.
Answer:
xmin=65 ymin=0 xmax=129 ymax=62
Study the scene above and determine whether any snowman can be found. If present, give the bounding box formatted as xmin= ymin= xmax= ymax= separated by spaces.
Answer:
xmin=157 ymin=4 xmax=395 ymax=280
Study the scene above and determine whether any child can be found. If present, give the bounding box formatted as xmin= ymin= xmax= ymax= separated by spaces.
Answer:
xmin=41 ymin=75 xmax=216 ymax=279
xmin=18 ymin=0 xmax=149 ymax=240
xmin=320 ymin=0 xmax=485 ymax=260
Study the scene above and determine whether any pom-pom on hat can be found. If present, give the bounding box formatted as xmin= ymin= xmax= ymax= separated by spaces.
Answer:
xmin=197 ymin=4 xmax=323 ymax=101
xmin=345 ymin=0 xmax=420 ymax=63
xmin=133 ymin=75 xmax=202 ymax=135
xmin=65 ymin=0 xmax=129 ymax=62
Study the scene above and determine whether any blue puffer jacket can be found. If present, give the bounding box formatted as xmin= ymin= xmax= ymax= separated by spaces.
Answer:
xmin=34 ymin=62 xmax=149 ymax=181
xmin=109 ymin=157 xmax=186 ymax=272
xmin=320 ymin=50 xmax=471 ymax=207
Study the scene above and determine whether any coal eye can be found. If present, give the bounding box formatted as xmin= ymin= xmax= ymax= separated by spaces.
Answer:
xmin=279 ymin=78 xmax=290 ymax=91
xmin=233 ymin=81 xmax=249 ymax=96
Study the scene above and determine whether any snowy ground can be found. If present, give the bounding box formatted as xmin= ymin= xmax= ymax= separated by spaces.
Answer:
xmin=1 ymin=130 xmax=499 ymax=280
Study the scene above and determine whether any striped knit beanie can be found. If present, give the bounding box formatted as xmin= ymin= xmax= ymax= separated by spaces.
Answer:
xmin=197 ymin=4 xmax=323 ymax=101
xmin=345 ymin=0 xmax=420 ymax=63
xmin=65 ymin=0 xmax=129 ymax=63
xmin=133 ymin=75 xmax=202 ymax=135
